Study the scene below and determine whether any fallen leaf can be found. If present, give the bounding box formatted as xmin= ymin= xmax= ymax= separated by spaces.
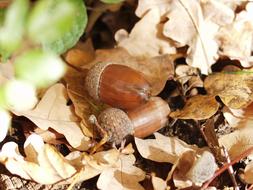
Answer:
xmin=219 ymin=127 xmax=253 ymax=159
xmin=115 ymin=8 xmax=176 ymax=58
xmin=0 ymin=134 xmax=77 ymax=184
xmin=204 ymin=69 xmax=253 ymax=109
xmin=0 ymin=109 xmax=10 ymax=142
xmin=217 ymin=2 xmax=253 ymax=67
xmin=241 ymin=161 xmax=253 ymax=184
xmin=152 ymin=176 xmax=167 ymax=190
xmin=173 ymin=151 xmax=217 ymax=188
xmin=14 ymin=83 xmax=91 ymax=151
xmin=87 ymin=48 xmax=174 ymax=95
xmin=135 ymin=133 xmax=198 ymax=164
xmin=170 ymin=95 xmax=219 ymax=120
xmin=64 ymin=39 xmax=95 ymax=68
xmin=64 ymin=67 xmax=103 ymax=138
xmin=97 ymin=154 xmax=145 ymax=190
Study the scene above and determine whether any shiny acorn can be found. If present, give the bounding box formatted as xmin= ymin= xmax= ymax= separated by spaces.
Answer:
xmin=97 ymin=97 xmax=170 ymax=144
xmin=85 ymin=62 xmax=151 ymax=110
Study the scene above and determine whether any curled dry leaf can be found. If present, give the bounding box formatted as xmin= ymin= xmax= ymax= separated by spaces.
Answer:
xmin=204 ymin=70 xmax=253 ymax=109
xmin=0 ymin=134 xmax=77 ymax=184
xmin=241 ymin=161 xmax=253 ymax=184
xmin=219 ymin=127 xmax=253 ymax=159
xmin=64 ymin=67 xmax=103 ymax=138
xmin=97 ymin=154 xmax=145 ymax=190
xmin=152 ymin=176 xmax=167 ymax=190
xmin=64 ymin=39 xmax=95 ymax=68
xmin=135 ymin=133 xmax=198 ymax=164
xmin=170 ymin=95 xmax=219 ymax=120
xmin=14 ymin=84 xmax=91 ymax=151
xmin=163 ymin=0 xmax=219 ymax=74
xmin=173 ymin=151 xmax=217 ymax=188
xmin=217 ymin=2 xmax=253 ymax=67
xmin=115 ymin=8 xmax=176 ymax=58
xmin=87 ymin=48 xmax=174 ymax=95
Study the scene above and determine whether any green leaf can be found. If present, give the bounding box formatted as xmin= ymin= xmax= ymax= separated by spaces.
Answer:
xmin=28 ymin=0 xmax=87 ymax=54
xmin=14 ymin=49 xmax=66 ymax=88
xmin=100 ymin=0 xmax=124 ymax=4
xmin=0 ymin=0 xmax=29 ymax=60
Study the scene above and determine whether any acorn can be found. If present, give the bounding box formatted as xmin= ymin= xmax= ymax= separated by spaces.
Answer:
xmin=85 ymin=62 xmax=151 ymax=110
xmin=97 ymin=97 xmax=170 ymax=144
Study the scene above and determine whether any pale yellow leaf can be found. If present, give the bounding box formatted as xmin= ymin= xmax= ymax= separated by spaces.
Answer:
xmin=115 ymin=8 xmax=176 ymax=58
xmin=219 ymin=127 xmax=253 ymax=159
xmin=14 ymin=84 xmax=91 ymax=151
xmin=0 ymin=134 xmax=77 ymax=184
xmin=135 ymin=133 xmax=197 ymax=164
xmin=97 ymin=154 xmax=145 ymax=190
xmin=152 ymin=176 xmax=167 ymax=190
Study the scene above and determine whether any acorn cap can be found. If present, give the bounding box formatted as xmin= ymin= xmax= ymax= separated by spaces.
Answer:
xmin=98 ymin=108 xmax=133 ymax=145
xmin=85 ymin=62 xmax=113 ymax=101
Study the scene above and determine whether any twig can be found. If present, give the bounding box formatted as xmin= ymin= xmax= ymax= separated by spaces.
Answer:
xmin=201 ymin=146 xmax=253 ymax=189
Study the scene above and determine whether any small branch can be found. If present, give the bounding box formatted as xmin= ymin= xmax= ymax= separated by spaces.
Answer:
xmin=201 ymin=146 xmax=253 ymax=189
xmin=0 ymin=0 xmax=11 ymax=8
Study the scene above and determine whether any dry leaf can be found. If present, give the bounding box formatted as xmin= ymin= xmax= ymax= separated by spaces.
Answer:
xmin=135 ymin=133 xmax=198 ymax=164
xmin=219 ymin=127 xmax=253 ymax=159
xmin=170 ymin=95 xmax=219 ymax=120
xmin=173 ymin=151 xmax=217 ymax=188
xmin=97 ymin=154 xmax=145 ymax=190
xmin=0 ymin=134 xmax=77 ymax=184
xmin=163 ymin=0 xmax=219 ymax=74
xmin=14 ymin=84 xmax=91 ymax=151
xmin=217 ymin=2 xmax=253 ymax=67
xmin=88 ymin=48 xmax=174 ymax=95
xmin=115 ymin=8 xmax=176 ymax=58
xmin=152 ymin=176 xmax=167 ymax=190
xmin=204 ymin=70 xmax=253 ymax=109
xmin=0 ymin=109 xmax=10 ymax=142
xmin=64 ymin=67 xmax=103 ymax=138
xmin=64 ymin=39 xmax=95 ymax=68
xmin=241 ymin=161 xmax=253 ymax=184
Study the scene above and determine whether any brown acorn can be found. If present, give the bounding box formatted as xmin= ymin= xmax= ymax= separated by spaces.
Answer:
xmin=97 ymin=97 xmax=170 ymax=144
xmin=85 ymin=62 xmax=151 ymax=110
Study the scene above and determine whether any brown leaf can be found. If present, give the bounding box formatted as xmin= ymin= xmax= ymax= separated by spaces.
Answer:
xmin=64 ymin=39 xmax=95 ymax=68
xmin=204 ymin=70 xmax=253 ymax=109
xmin=0 ymin=134 xmax=77 ymax=184
xmin=64 ymin=67 xmax=105 ymax=138
xmin=14 ymin=84 xmax=91 ymax=151
xmin=115 ymin=8 xmax=176 ymax=58
xmin=219 ymin=127 xmax=253 ymax=159
xmin=135 ymin=133 xmax=198 ymax=164
xmin=170 ymin=95 xmax=219 ymax=120
xmin=87 ymin=48 xmax=174 ymax=95
xmin=173 ymin=150 xmax=217 ymax=188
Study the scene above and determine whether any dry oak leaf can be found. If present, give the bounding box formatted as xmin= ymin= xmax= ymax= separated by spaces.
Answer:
xmin=87 ymin=48 xmax=174 ymax=95
xmin=163 ymin=0 xmax=219 ymax=74
xmin=217 ymin=2 xmax=253 ymax=67
xmin=204 ymin=70 xmax=253 ymax=109
xmin=64 ymin=67 xmax=103 ymax=138
xmin=115 ymin=8 xmax=176 ymax=58
xmin=135 ymin=133 xmax=198 ymax=164
xmin=65 ymin=145 xmax=145 ymax=189
xmin=241 ymin=160 xmax=253 ymax=184
xmin=64 ymin=39 xmax=95 ymax=68
xmin=0 ymin=134 xmax=77 ymax=184
xmin=152 ymin=176 xmax=168 ymax=190
xmin=170 ymin=95 xmax=219 ymax=120
xmin=218 ymin=127 xmax=253 ymax=160
xmin=97 ymin=154 xmax=145 ymax=190
xmin=173 ymin=150 xmax=217 ymax=188
xmin=14 ymin=83 xmax=91 ymax=151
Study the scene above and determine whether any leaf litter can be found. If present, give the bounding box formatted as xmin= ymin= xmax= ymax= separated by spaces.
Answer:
xmin=3 ymin=0 xmax=253 ymax=189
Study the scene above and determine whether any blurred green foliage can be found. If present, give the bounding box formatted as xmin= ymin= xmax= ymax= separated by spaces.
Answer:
xmin=100 ymin=0 xmax=124 ymax=4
